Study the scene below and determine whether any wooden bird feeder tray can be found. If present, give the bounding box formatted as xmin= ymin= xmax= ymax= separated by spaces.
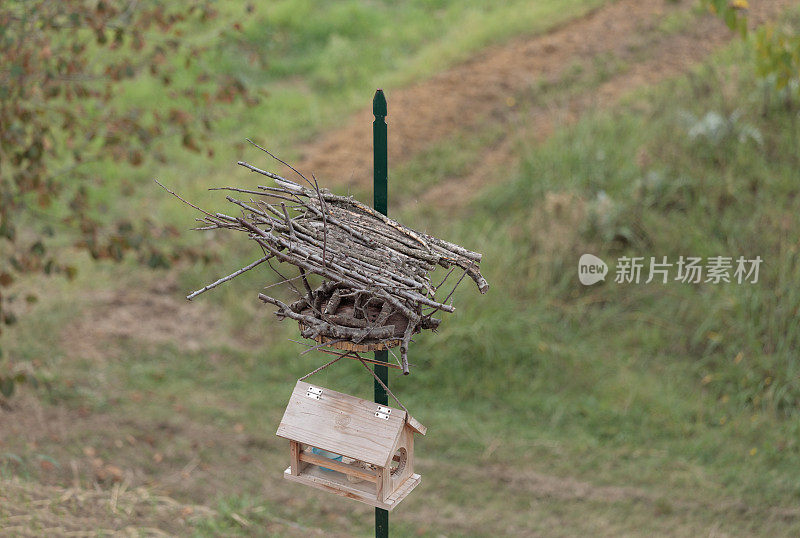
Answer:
xmin=276 ymin=380 xmax=426 ymax=510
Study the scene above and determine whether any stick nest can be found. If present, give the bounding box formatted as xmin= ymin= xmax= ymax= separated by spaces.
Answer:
xmin=168 ymin=148 xmax=488 ymax=375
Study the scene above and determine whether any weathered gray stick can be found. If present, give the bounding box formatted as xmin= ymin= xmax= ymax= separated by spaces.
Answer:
xmin=186 ymin=254 xmax=272 ymax=300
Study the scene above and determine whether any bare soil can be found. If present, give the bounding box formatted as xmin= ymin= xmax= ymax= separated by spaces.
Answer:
xmin=62 ymin=276 xmax=224 ymax=362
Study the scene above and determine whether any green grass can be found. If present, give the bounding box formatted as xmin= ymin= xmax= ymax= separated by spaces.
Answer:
xmin=60 ymin=0 xmax=612 ymax=279
xmin=5 ymin=1 xmax=800 ymax=536
xmin=410 ymin=31 xmax=800 ymax=510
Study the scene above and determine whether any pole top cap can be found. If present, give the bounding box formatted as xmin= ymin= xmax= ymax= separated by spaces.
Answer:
xmin=373 ymin=89 xmax=387 ymax=117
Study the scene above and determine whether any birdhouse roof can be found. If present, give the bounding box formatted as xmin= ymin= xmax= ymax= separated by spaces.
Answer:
xmin=276 ymin=381 xmax=424 ymax=468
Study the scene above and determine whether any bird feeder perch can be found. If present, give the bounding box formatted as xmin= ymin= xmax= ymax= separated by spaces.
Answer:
xmin=276 ymin=380 xmax=426 ymax=510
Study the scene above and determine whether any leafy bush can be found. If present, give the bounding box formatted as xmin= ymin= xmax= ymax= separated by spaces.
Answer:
xmin=703 ymin=0 xmax=800 ymax=104
xmin=0 ymin=1 xmax=256 ymax=397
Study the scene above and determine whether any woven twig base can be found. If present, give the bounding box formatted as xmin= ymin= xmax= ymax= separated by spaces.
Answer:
xmin=298 ymin=323 xmax=401 ymax=351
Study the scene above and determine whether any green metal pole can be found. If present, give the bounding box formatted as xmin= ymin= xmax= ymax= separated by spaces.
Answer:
xmin=372 ymin=89 xmax=389 ymax=538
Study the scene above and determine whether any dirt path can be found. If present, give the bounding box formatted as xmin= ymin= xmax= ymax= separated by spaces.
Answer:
xmin=294 ymin=0 xmax=793 ymax=210
xmin=420 ymin=0 xmax=795 ymax=211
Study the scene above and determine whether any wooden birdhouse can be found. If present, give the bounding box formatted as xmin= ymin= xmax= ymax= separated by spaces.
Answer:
xmin=276 ymin=380 xmax=426 ymax=511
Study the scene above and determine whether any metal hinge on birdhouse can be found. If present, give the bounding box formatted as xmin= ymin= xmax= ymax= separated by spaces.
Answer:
xmin=375 ymin=406 xmax=391 ymax=420
xmin=306 ymin=386 xmax=322 ymax=400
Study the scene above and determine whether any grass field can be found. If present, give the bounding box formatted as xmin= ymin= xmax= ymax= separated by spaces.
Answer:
xmin=2 ymin=0 xmax=800 ymax=536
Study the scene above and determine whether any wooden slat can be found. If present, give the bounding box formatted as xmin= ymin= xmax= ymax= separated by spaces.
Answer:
xmin=376 ymin=468 xmax=384 ymax=501
xmin=283 ymin=467 xmax=421 ymax=511
xmin=385 ymin=473 xmax=421 ymax=505
xmin=298 ymin=450 xmax=379 ymax=483
xmin=406 ymin=415 xmax=427 ymax=436
xmin=289 ymin=441 xmax=301 ymax=476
